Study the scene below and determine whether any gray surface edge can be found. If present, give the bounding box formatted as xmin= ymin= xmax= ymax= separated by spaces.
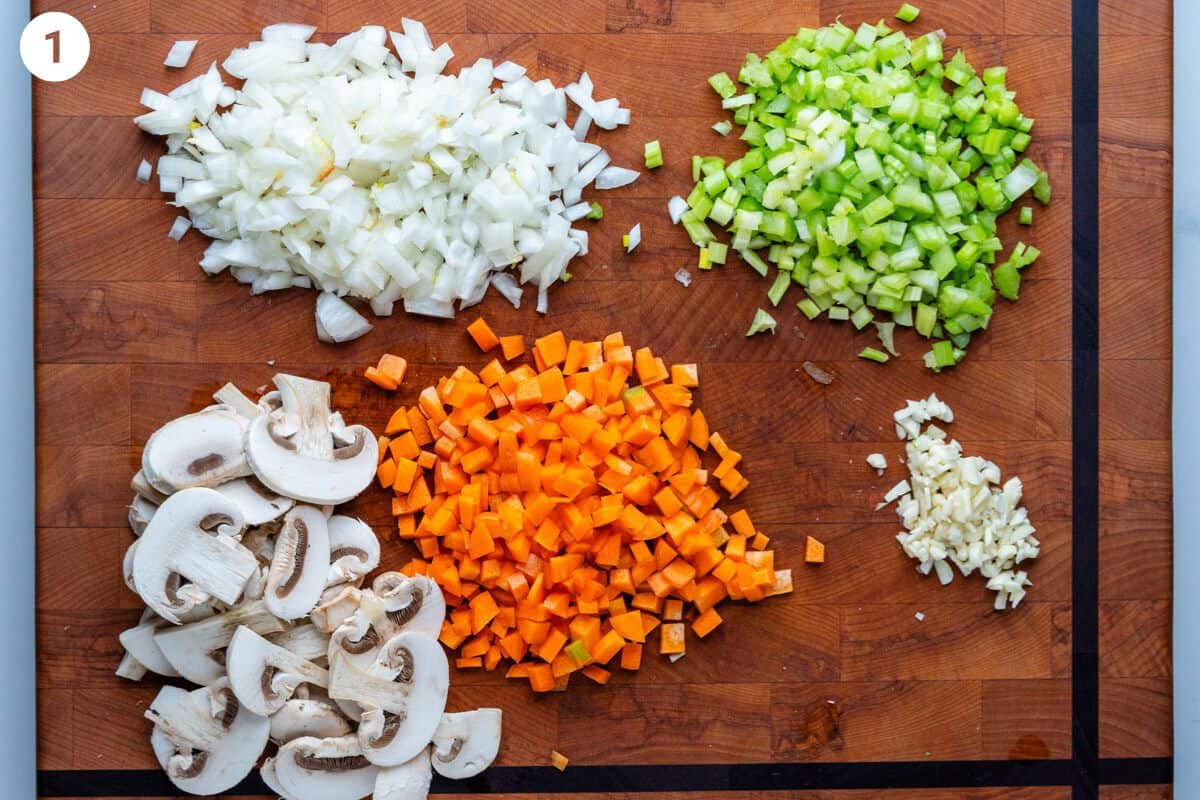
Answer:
xmin=1175 ymin=0 xmax=1190 ymax=790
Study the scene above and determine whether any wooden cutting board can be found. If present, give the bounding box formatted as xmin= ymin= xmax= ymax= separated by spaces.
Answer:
xmin=32 ymin=0 xmax=1172 ymax=797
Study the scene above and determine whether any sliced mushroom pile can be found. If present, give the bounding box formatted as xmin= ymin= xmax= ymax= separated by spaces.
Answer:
xmin=118 ymin=375 xmax=502 ymax=799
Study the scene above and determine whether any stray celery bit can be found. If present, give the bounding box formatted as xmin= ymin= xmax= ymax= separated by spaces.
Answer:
xmin=1018 ymin=206 xmax=1033 ymax=225
xmin=644 ymin=139 xmax=664 ymax=169
xmin=746 ymin=308 xmax=778 ymax=336
xmin=586 ymin=202 xmax=603 ymax=220
xmin=698 ymin=247 xmax=713 ymax=270
xmin=622 ymin=234 xmax=630 ymax=247
xmin=859 ymin=346 xmax=891 ymax=363
xmin=896 ymin=3 xmax=921 ymax=22
xmin=712 ymin=120 xmax=734 ymax=136
xmin=673 ymin=18 xmax=1051 ymax=370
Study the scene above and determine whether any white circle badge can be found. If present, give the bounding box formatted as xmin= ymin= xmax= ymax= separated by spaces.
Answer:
xmin=20 ymin=12 xmax=90 ymax=82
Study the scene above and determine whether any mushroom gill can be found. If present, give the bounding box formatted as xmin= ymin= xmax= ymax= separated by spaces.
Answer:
xmin=274 ymin=519 xmax=309 ymax=597
xmin=338 ymin=627 xmax=379 ymax=655
xmin=386 ymin=587 xmax=423 ymax=628
xmin=169 ymin=749 xmax=209 ymax=779
xmin=435 ymin=738 xmax=464 ymax=763
xmin=292 ymin=752 xmax=371 ymax=772
xmin=332 ymin=431 xmax=366 ymax=461
xmin=213 ymin=688 xmax=239 ymax=729
xmin=187 ymin=453 xmax=226 ymax=476
xmin=329 ymin=546 xmax=368 ymax=562
xmin=368 ymin=710 xmax=407 ymax=748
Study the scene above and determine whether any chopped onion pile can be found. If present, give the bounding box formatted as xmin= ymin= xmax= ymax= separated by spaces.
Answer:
xmin=134 ymin=21 xmax=634 ymax=331
xmin=676 ymin=20 xmax=1051 ymax=369
xmin=882 ymin=394 xmax=1039 ymax=609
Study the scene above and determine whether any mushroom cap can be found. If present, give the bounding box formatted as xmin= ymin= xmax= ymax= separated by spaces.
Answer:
xmin=274 ymin=734 xmax=379 ymax=800
xmin=147 ymin=680 xmax=269 ymax=797
xmin=155 ymin=599 xmax=287 ymax=685
xmin=368 ymin=573 xmax=445 ymax=639
xmin=265 ymin=505 xmax=332 ymax=620
xmin=326 ymin=517 xmax=381 ymax=586
xmin=270 ymin=698 xmax=354 ymax=745
xmin=353 ymin=632 xmax=449 ymax=767
xmin=213 ymin=477 xmax=294 ymax=526
xmin=374 ymin=749 xmax=433 ymax=800
xmin=431 ymin=708 xmax=502 ymax=780
xmin=142 ymin=406 xmax=253 ymax=494
xmin=259 ymin=757 xmax=295 ymax=800
xmin=226 ymin=625 xmax=329 ymax=717
xmin=245 ymin=375 xmax=378 ymax=505
xmin=132 ymin=487 xmax=257 ymax=624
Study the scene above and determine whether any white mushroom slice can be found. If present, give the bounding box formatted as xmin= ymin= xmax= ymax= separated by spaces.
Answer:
xmin=128 ymin=494 xmax=158 ymax=536
xmin=245 ymin=374 xmax=378 ymax=505
xmin=270 ymin=699 xmax=354 ymax=745
xmin=311 ymin=584 xmax=363 ymax=633
xmin=118 ymin=619 xmax=181 ymax=679
xmin=268 ymin=623 xmax=331 ymax=663
xmin=132 ymin=487 xmax=257 ymax=624
xmin=327 ymin=517 xmax=380 ymax=586
xmin=155 ymin=599 xmax=287 ymax=685
xmin=274 ymin=735 xmax=379 ymax=800
xmin=330 ymin=632 xmax=449 ymax=767
xmin=132 ymin=469 xmax=170 ymax=505
xmin=367 ymin=573 xmax=445 ymax=639
xmin=213 ymin=477 xmax=294 ymax=526
xmin=266 ymin=505 xmax=331 ymax=620
xmin=123 ymin=539 xmax=141 ymax=594
xmin=226 ymin=626 xmax=329 ymax=716
xmin=212 ymin=382 xmax=262 ymax=420
xmin=146 ymin=679 xmax=269 ymax=797
xmin=375 ymin=749 xmax=433 ymax=800
xmin=260 ymin=757 xmax=295 ymax=800
xmin=142 ymin=406 xmax=253 ymax=493
xmin=431 ymin=709 xmax=502 ymax=780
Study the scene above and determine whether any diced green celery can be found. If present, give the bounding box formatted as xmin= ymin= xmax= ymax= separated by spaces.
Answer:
xmin=746 ymin=308 xmax=777 ymax=336
xmin=708 ymin=241 xmax=729 ymax=264
xmin=851 ymin=305 xmax=875 ymax=329
xmin=712 ymin=120 xmax=734 ymax=136
xmin=1018 ymin=206 xmax=1032 ymax=225
xmin=828 ymin=306 xmax=851 ymax=321
xmin=708 ymin=72 xmax=738 ymax=99
xmin=767 ymin=271 xmax=791 ymax=305
xmin=691 ymin=155 xmax=703 ymax=182
xmin=797 ymin=298 xmax=821 ymax=319
xmin=644 ymin=140 xmax=664 ymax=169
xmin=931 ymin=340 xmax=957 ymax=367
xmin=739 ymin=248 xmax=769 ymax=276
xmin=859 ymin=346 xmax=890 ymax=362
xmin=915 ymin=302 xmax=937 ymax=336
xmin=586 ymin=202 xmax=603 ymax=220
xmin=1034 ymin=169 xmax=1052 ymax=204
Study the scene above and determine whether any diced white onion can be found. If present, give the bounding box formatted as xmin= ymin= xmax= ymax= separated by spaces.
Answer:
xmin=625 ymin=223 xmax=641 ymax=253
xmin=136 ymin=159 xmax=152 ymax=183
xmin=315 ymin=292 xmax=373 ymax=343
xmin=667 ymin=195 xmax=688 ymax=224
xmin=595 ymin=166 xmax=639 ymax=190
xmin=167 ymin=216 xmax=192 ymax=241
xmin=673 ymin=268 xmax=692 ymax=287
xmin=164 ymin=40 xmax=197 ymax=68
xmin=133 ymin=22 xmax=630 ymax=332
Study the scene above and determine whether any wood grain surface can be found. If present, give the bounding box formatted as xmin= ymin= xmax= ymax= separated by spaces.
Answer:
xmin=30 ymin=0 xmax=1172 ymax=796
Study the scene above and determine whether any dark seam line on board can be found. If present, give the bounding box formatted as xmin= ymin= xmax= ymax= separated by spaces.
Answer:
xmin=1071 ymin=0 xmax=1101 ymax=798
xmin=36 ymin=759 xmax=1173 ymax=796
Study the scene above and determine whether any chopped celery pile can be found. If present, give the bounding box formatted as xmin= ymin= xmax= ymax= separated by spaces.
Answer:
xmin=676 ymin=19 xmax=1051 ymax=370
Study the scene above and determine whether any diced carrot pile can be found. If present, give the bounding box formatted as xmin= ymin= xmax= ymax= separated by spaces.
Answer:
xmin=372 ymin=325 xmax=793 ymax=692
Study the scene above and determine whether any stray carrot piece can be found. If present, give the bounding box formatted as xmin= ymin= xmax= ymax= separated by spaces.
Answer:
xmin=467 ymin=317 xmax=501 ymax=352
xmin=377 ymin=354 xmax=409 ymax=385
xmin=805 ymin=536 xmax=825 ymax=564
xmin=364 ymin=366 xmax=398 ymax=391
xmin=670 ymin=363 xmax=699 ymax=387
xmin=500 ymin=334 xmax=526 ymax=361
xmin=691 ymin=608 xmax=723 ymax=638
xmin=659 ymin=622 xmax=686 ymax=655
xmin=751 ymin=532 xmax=770 ymax=550
xmin=551 ymin=750 xmax=569 ymax=771
xmin=582 ymin=664 xmax=611 ymax=685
